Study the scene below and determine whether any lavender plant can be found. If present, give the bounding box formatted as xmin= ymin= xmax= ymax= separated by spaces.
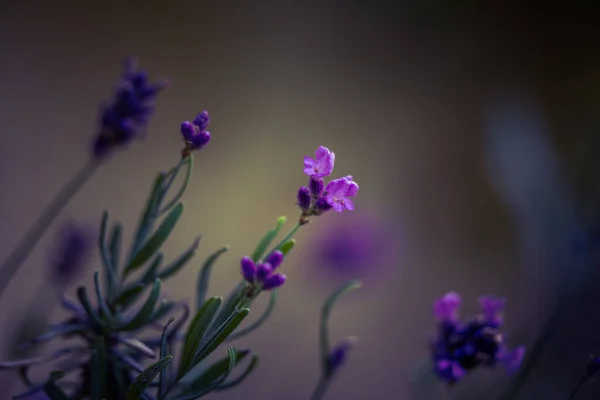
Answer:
xmin=0 ymin=59 xmax=362 ymax=400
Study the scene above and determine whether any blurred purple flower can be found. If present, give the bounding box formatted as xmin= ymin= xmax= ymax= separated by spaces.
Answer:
xmin=49 ymin=222 xmax=95 ymax=285
xmin=430 ymin=292 xmax=525 ymax=385
xmin=327 ymin=337 xmax=357 ymax=376
xmin=93 ymin=58 xmax=166 ymax=159
xmin=304 ymin=146 xmax=335 ymax=178
xmin=181 ymin=110 xmax=211 ymax=153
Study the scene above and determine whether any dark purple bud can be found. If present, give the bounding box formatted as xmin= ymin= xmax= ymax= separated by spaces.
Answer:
xmin=587 ymin=355 xmax=600 ymax=377
xmin=297 ymin=187 xmax=311 ymax=211
xmin=256 ymin=263 xmax=273 ymax=282
xmin=315 ymin=197 xmax=333 ymax=213
xmin=240 ymin=257 xmax=257 ymax=282
xmin=265 ymin=250 xmax=284 ymax=270
xmin=262 ymin=273 xmax=286 ymax=290
xmin=190 ymin=130 xmax=211 ymax=150
xmin=193 ymin=111 xmax=211 ymax=131
xmin=50 ymin=223 xmax=95 ymax=285
xmin=180 ymin=121 xmax=196 ymax=142
xmin=327 ymin=337 xmax=357 ymax=376
xmin=309 ymin=177 xmax=324 ymax=197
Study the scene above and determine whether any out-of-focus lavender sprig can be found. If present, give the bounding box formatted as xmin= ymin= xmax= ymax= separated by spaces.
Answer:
xmin=310 ymin=280 xmax=361 ymax=400
xmin=0 ymin=58 xmax=166 ymax=304
xmin=430 ymin=292 xmax=525 ymax=386
xmin=563 ymin=355 xmax=600 ymax=400
xmin=49 ymin=222 xmax=96 ymax=287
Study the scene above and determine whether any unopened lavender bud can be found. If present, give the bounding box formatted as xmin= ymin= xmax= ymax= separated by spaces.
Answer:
xmin=240 ymin=256 xmax=257 ymax=283
xmin=256 ymin=263 xmax=273 ymax=282
xmin=265 ymin=250 xmax=284 ymax=270
xmin=262 ymin=273 xmax=287 ymax=290
xmin=297 ymin=187 xmax=311 ymax=212
xmin=309 ymin=177 xmax=324 ymax=197
xmin=50 ymin=222 xmax=95 ymax=285
xmin=193 ymin=111 xmax=210 ymax=131
xmin=327 ymin=337 xmax=357 ymax=376
xmin=315 ymin=197 xmax=333 ymax=213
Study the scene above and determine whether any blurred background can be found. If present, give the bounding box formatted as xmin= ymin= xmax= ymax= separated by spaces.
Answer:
xmin=1 ymin=1 xmax=600 ymax=399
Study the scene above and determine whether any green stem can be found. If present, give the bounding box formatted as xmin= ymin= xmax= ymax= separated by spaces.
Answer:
xmin=310 ymin=376 xmax=330 ymax=400
xmin=158 ymin=156 xmax=193 ymax=215
xmin=267 ymin=222 xmax=303 ymax=258
xmin=566 ymin=375 xmax=588 ymax=400
xmin=0 ymin=159 xmax=100 ymax=301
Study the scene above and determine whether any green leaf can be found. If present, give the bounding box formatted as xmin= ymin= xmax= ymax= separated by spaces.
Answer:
xmin=178 ymin=297 xmax=223 ymax=377
xmin=159 ymin=317 xmax=176 ymax=397
xmin=128 ymin=172 xmax=167 ymax=264
xmin=113 ymin=283 xmax=146 ymax=311
xmin=279 ymin=239 xmax=296 ymax=255
xmin=208 ymin=281 xmax=246 ymax=338
xmin=250 ymin=217 xmax=286 ymax=262
xmin=227 ymin=289 xmax=277 ymax=341
xmin=180 ymin=349 xmax=249 ymax=389
xmin=215 ymin=354 xmax=259 ymax=391
xmin=196 ymin=245 xmax=229 ymax=310
xmin=99 ymin=211 xmax=117 ymax=300
xmin=125 ymin=203 xmax=184 ymax=277
xmin=320 ymin=280 xmax=361 ymax=375
xmin=151 ymin=299 xmax=177 ymax=322
xmin=159 ymin=237 xmax=202 ymax=281
xmin=76 ymin=286 xmax=104 ymax=330
xmin=120 ymin=279 xmax=162 ymax=331
xmin=126 ymin=356 xmax=173 ymax=400
xmin=174 ymin=348 xmax=238 ymax=400
xmin=193 ymin=308 xmax=250 ymax=365
xmin=93 ymin=270 xmax=116 ymax=327
xmin=141 ymin=252 xmax=163 ymax=284
xmin=108 ymin=222 xmax=123 ymax=274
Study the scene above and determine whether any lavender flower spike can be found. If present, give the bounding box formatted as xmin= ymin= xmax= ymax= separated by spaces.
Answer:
xmin=181 ymin=110 xmax=211 ymax=154
xmin=324 ymin=177 xmax=359 ymax=212
xmin=304 ymin=146 xmax=335 ymax=178
xmin=433 ymin=292 xmax=461 ymax=323
xmin=49 ymin=222 xmax=95 ymax=286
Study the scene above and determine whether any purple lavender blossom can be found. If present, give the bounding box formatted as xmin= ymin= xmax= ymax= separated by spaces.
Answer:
xmin=240 ymin=256 xmax=287 ymax=291
xmin=430 ymin=292 xmax=525 ymax=385
xmin=181 ymin=110 xmax=211 ymax=153
xmin=49 ymin=222 xmax=95 ymax=285
xmin=324 ymin=177 xmax=359 ymax=212
xmin=304 ymin=146 xmax=335 ymax=178
xmin=327 ymin=337 xmax=356 ymax=376
xmin=93 ymin=58 xmax=166 ymax=159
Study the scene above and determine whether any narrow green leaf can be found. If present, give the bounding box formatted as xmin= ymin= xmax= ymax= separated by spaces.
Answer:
xmin=120 ymin=279 xmax=162 ymax=331
xmin=193 ymin=308 xmax=250 ymax=365
xmin=43 ymin=381 xmax=69 ymax=400
xmin=266 ymin=221 xmax=302 ymax=261
xmin=128 ymin=172 xmax=167 ymax=265
xmin=174 ymin=348 xmax=237 ymax=400
xmin=76 ymin=286 xmax=103 ymax=330
xmin=159 ymin=317 xmax=176 ymax=397
xmin=126 ymin=356 xmax=173 ymax=400
xmin=158 ymin=155 xmax=194 ymax=216
xmin=183 ymin=349 xmax=248 ymax=390
xmin=227 ymin=289 xmax=277 ymax=341
xmin=279 ymin=239 xmax=296 ymax=255
xmin=108 ymin=222 xmax=123 ymax=274
xmin=93 ymin=270 xmax=116 ymax=327
xmin=99 ymin=211 xmax=117 ymax=300
xmin=125 ymin=203 xmax=184 ymax=277
xmin=151 ymin=299 xmax=177 ymax=322
xmin=208 ymin=281 xmax=246 ymax=338
xmin=320 ymin=280 xmax=361 ymax=375
xmin=113 ymin=283 xmax=146 ymax=311
xmin=141 ymin=252 xmax=163 ymax=284
xmin=178 ymin=297 xmax=223 ymax=377
xmin=159 ymin=237 xmax=202 ymax=281
xmin=215 ymin=354 xmax=259 ymax=391
xmin=250 ymin=216 xmax=286 ymax=263
xmin=196 ymin=245 xmax=229 ymax=310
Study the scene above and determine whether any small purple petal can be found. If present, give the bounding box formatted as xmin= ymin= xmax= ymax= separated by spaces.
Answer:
xmin=262 ymin=273 xmax=287 ymax=290
xmin=265 ymin=251 xmax=284 ymax=270
xmin=500 ymin=346 xmax=525 ymax=374
xmin=240 ymin=257 xmax=257 ymax=282
xmin=433 ymin=292 xmax=461 ymax=322
xmin=478 ymin=295 xmax=505 ymax=326
xmin=256 ymin=263 xmax=273 ymax=282
xmin=303 ymin=146 xmax=335 ymax=177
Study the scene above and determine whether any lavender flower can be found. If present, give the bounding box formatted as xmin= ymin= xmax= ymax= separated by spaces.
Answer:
xmin=326 ymin=337 xmax=356 ymax=376
xmin=93 ymin=58 xmax=166 ymax=159
xmin=430 ymin=292 xmax=525 ymax=385
xmin=49 ymin=222 xmax=94 ymax=285
xmin=240 ymin=256 xmax=287 ymax=292
xmin=297 ymin=146 xmax=359 ymax=223
xmin=304 ymin=146 xmax=335 ymax=178
xmin=181 ymin=110 xmax=211 ymax=155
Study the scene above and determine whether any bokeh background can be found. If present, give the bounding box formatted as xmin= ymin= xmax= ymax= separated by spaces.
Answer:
xmin=1 ymin=1 xmax=600 ymax=399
